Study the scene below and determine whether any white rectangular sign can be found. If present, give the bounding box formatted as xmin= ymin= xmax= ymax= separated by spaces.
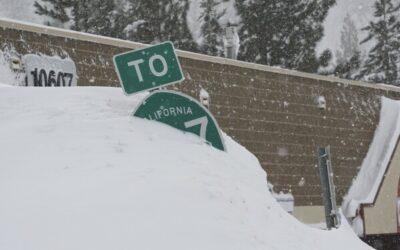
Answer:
xmin=23 ymin=54 xmax=78 ymax=87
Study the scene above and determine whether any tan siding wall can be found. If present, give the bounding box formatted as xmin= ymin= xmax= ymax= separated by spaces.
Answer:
xmin=2 ymin=19 xmax=400 ymax=208
xmin=364 ymin=142 xmax=400 ymax=235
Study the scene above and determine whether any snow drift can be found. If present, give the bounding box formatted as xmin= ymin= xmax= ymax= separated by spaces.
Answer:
xmin=0 ymin=85 xmax=371 ymax=250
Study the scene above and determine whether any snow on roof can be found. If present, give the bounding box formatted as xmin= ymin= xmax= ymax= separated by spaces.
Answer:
xmin=0 ymin=85 xmax=371 ymax=250
xmin=342 ymin=97 xmax=400 ymax=218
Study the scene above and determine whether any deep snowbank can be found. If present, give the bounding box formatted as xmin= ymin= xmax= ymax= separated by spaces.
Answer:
xmin=0 ymin=86 xmax=371 ymax=250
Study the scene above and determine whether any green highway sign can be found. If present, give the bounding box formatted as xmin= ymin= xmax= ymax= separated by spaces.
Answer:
xmin=113 ymin=42 xmax=184 ymax=95
xmin=133 ymin=90 xmax=226 ymax=151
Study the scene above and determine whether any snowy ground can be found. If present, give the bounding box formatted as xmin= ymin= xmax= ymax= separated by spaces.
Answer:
xmin=0 ymin=84 xmax=372 ymax=250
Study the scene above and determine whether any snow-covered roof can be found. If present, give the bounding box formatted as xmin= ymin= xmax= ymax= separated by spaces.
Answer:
xmin=342 ymin=97 xmax=400 ymax=218
xmin=1 ymin=17 xmax=400 ymax=93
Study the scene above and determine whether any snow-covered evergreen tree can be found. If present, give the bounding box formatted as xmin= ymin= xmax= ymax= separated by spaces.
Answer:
xmin=334 ymin=14 xmax=361 ymax=79
xmin=337 ymin=14 xmax=360 ymax=64
xmin=72 ymin=0 xmax=116 ymax=37
xmin=122 ymin=0 xmax=154 ymax=44
xmin=34 ymin=0 xmax=73 ymax=28
xmin=334 ymin=52 xmax=361 ymax=79
xmin=35 ymin=0 xmax=121 ymax=37
xmin=111 ymin=0 xmax=131 ymax=39
xmin=358 ymin=0 xmax=400 ymax=85
xmin=236 ymin=0 xmax=335 ymax=73
xmin=198 ymin=0 xmax=225 ymax=57
xmin=166 ymin=0 xmax=198 ymax=51
xmin=124 ymin=0 xmax=197 ymax=52
xmin=235 ymin=0 xmax=272 ymax=65
xmin=70 ymin=0 xmax=90 ymax=33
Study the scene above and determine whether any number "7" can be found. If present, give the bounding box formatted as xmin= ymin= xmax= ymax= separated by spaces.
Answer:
xmin=184 ymin=116 xmax=208 ymax=139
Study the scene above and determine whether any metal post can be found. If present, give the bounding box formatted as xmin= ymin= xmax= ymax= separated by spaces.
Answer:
xmin=317 ymin=146 xmax=340 ymax=229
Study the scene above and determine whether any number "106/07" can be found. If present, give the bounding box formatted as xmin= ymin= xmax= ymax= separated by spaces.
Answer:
xmin=28 ymin=68 xmax=74 ymax=87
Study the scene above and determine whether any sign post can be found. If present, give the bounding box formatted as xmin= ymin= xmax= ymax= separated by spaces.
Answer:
xmin=317 ymin=146 xmax=340 ymax=229
xmin=113 ymin=42 xmax=184 ymax=95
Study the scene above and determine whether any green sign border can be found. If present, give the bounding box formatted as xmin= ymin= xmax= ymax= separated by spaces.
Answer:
xmin=113 ymin=41 xmax=185 ymax=96
xmin=132 ymin=90 xmax=226 ymax=152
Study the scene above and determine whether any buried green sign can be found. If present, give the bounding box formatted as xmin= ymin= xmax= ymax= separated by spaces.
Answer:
xmin=133 ymin=90 xmax=226 ymax=151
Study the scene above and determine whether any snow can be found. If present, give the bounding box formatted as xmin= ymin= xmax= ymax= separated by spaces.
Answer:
xmin=199 ymin=87 xmax=210 ymax=107
xmin=272 ymin=192 xmax=294 ymax=214
xmin=317 ymin=0 xmax=400 ymax=58
xmin=0 ymin=49 xmax=16 ymax=85
xmin=0 ymin=0 xmax=46 ymax=25
xmin=124 ymin=20 xmax=146 ymax=35
xmin=342 ymin=97 xmax=400 ymax=218
xmin=317 ymin=0 xmax=380 ymax=58
xmin=268 ymin=183 xmax=294 ymax=214
xmin=0 ymin=84 xmax=371 ymax=250
xmin=187 ymin=0 xmax=239 ymax=45
xmin=352 ymin=215 xmax=365 ymax=237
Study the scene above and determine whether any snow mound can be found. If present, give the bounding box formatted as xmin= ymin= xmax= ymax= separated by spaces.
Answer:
xmin=0 ymin=86 xmax=371 ymax=250
xmin=342 ymin=97 xmax=400 ymax=218
xmin=0 ymin=49 xmax=20 ymax=86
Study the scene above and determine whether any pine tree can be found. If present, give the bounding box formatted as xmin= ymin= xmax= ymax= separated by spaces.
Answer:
xmin=235 ymin=0 xmax=273 ymax=65
xmin=71 ymin=0 xmax=90 ymax=32
xmin=35 ymin=0 xmax=121 ymax=37
xmin=334 ymin=14 xmax=361 ymax=79
xmin=72 ymin=0 xmax=116 ymax=37
xmin=337 ymin=14 xmax=360 ymax=64
xmin=112 ymin=3 xmax=130 ymax=39
xmin=124 ymin=0 xmax=198 ymax=52
xmin=236 ymin=0 xmax=335 ymax=73
xmin=34 ymin=0 xmax=73 ymax=28
xmin=334 ymin=52 xmax=361 ymax=79
xmin=123 ymin=0 xmax=155 ymax=44
xmin=164 ymin=0 xmax=198 ymax=51
xmin=358 ymin=0 xmax=400 ymax=85
xmin=198 ymin=0 xmax=225 ymax=56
